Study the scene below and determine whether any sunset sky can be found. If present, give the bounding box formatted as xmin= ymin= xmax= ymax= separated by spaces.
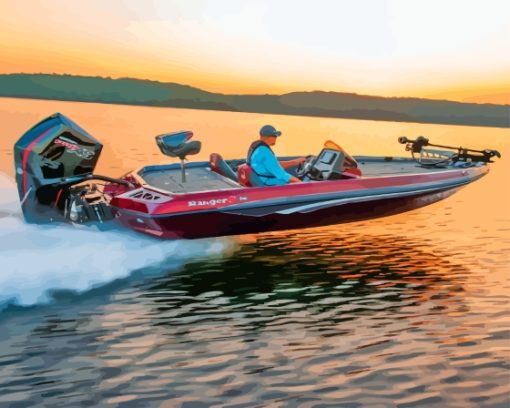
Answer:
xmin=1 ymin=0 xmax=509 ymax=103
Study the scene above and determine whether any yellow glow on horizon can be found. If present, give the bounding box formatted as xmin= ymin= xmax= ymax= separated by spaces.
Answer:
xmin=0 ymin=0 xmax=509 ymax=104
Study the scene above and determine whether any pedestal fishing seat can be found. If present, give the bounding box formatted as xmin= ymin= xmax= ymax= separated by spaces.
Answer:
xmin=155 ymin=131 xmax=201 ymax=182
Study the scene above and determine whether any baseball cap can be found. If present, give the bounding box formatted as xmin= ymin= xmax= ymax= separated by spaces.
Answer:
xmin=260 ymin=125 xmax=282 ymax=137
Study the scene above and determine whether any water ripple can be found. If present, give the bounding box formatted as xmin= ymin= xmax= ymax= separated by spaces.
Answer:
xmin=0 ymin=229 xmax=508 ymax=407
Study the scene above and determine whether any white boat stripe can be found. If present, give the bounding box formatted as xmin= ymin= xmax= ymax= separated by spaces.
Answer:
xmin=274 ymin=184 xmax=460 ymax=215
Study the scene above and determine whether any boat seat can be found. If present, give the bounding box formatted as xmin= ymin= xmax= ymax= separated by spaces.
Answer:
xmin=155 ymin=131 xmax=201 ymax=183
xmin=209 ymin=153 xmax=238 ymax=182
xmin=237 ymin=164 xmax=266 ymax=187
xmin=155 ymin=131 xmax=201 ymax=160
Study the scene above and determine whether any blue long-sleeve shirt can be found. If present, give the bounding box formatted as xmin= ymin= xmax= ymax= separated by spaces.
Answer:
xmin=250 ymin=145 xmax=291 ymax=186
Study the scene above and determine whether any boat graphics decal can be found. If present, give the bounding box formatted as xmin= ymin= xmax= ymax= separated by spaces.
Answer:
xmin=54 ymin=137 xmax=95 ymax=159
xmin=188 ymin=195 xmax=248 ymax=207
xmin=273 ymin=185 xmax=460 ymax=215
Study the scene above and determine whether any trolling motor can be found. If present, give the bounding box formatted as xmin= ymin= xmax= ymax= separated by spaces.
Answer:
xmin=398 ymin=136 xmax=501 ymax=167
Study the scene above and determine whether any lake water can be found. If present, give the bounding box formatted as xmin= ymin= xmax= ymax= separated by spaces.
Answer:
xmin=0 ymin=97 xmax=509 ymax=407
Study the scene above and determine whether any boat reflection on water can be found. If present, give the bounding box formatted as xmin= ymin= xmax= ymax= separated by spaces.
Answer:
xmin=141 ymin=229 xmax=469 ymax=334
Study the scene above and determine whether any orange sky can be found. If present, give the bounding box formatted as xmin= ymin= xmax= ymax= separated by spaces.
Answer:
xmin=0 ymin=0 xmax=509 ymax=104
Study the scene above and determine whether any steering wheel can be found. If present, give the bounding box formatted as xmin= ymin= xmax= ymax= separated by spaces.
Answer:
xmin=296 ymin=155 xmax=322 ymax=180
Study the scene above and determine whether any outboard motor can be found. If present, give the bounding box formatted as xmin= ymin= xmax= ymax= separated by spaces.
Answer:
xmin=14 ymin=113 xmax=103 ymax=223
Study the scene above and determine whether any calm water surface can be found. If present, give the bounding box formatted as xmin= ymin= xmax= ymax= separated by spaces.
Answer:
xmin=0 ymin=98 xmax=509 ymax=407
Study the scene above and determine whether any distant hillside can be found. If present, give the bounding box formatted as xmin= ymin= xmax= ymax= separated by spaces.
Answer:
xmin=0 ymin=74 xmax=508 ymax=128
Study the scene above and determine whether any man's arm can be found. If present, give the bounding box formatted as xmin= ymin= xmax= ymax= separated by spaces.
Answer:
xmin=280 ymin=157 xmax=306 ymax=169
xmin=281 ymin=157 xmax=306 ymax=182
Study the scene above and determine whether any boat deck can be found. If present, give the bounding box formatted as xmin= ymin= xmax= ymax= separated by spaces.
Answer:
xmin=138 ymin=156 xmax=456 ymax=194
xmin=355 ymin=156 xmax=449 ymax=176
xmin=140 ymin=165 xmax=241 ymax=193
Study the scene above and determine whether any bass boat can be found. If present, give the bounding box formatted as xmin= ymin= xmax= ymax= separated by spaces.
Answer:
xmin=13 ymin=113 xmax=500 ymax=239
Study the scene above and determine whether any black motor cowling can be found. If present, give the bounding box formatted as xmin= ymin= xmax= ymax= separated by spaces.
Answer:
xmin=13 ymin=113 xmax=103 ymax=223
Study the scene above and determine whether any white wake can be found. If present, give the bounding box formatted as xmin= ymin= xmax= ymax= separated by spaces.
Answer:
xmin=0 ymin=172 xmax=236 ymax=307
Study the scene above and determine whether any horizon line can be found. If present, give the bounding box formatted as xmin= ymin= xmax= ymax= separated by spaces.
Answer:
xmin=3 ymin=72 xmax=509 ymax=107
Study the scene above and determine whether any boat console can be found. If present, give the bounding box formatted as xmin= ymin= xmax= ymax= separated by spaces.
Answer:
xmin=297 ymin=145 xmax=361 ymax=181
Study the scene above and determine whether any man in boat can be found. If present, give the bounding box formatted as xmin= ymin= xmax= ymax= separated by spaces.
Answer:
xmin=247 ymin=125 xmax=306 ymax=185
